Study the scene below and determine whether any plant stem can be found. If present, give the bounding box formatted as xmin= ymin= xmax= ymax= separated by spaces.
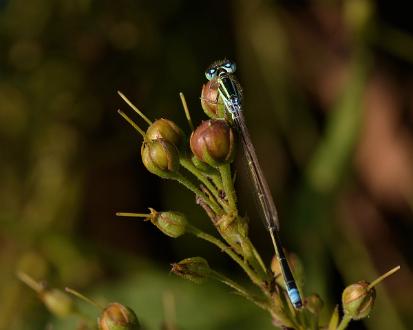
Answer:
xmin=336 ymin=314 xmax=352 ymax=330
xmin=180 ymin=157 xmax=228 ymax=210
xmin=218 ymin=164 xmax=237 ymax=210
xmin=188 ymin=225 xmax=265 ymax=290
xmin=210 ymin=270 xmax=270 ymax=312
xmin=174 ymin=174 xmax=221 ymax=214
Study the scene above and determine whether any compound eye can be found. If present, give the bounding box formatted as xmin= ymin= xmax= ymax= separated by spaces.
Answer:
xmin=205 ymin=68 xmax=217 ymax=80
xmin=223 ymin=61 xmax=236 ymax=73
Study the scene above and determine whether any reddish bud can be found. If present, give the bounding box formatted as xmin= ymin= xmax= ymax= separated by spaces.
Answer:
xmin=190 ymin=119 xmax=236 ymax=167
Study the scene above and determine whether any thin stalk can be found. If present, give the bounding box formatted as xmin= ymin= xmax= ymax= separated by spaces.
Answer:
xmin=218 ymin=164 xmax=237 ymax=210
xmin=16 ymin=272 xmax=43 ymax=293
xmin=117 ymin=110 xmax=146 ymax=137
xmin=116 ymin=212 xmax=150 ymax=218
xmin=188 ymin=225 xmax=266 ymax=292
xmin=210 ymin=270 xmax=270 ymax=312
xmin=65 ymin=287 xmax=103 ymax=310
xmin=180 ymin=158 xmax=228 ymax=211
xmin=174 ymin=174 xmax=221 ymax=214
xmin=367 ymin=265 xmax=400 ymax=290
xmin=336 ymin=314 xmax=352 ymax=330
xmin=117 ymin=91 xmax=152 ymax=125
xmin=179 ymin=92 xmax=194 ymax=131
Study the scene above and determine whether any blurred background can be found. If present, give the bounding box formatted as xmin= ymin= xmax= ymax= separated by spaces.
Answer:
xmin=0 ymin=0 xmax=412 ymax=329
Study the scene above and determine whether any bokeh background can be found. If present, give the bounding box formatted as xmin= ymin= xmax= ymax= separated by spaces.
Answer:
xmin=0 ymin=0 xmax=412 ymax=329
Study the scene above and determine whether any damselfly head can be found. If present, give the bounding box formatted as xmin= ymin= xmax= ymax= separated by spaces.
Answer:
xmin=205 ymin=59 xmax=237 ymax=80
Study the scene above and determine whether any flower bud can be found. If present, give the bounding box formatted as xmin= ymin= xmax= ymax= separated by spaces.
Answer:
xmin=171 ymin=257 xmax=211 ymax=284
xmin=149 ymin=208 xmax=187 ymax=238
xmin=41 ymin=288 xmax=76 ymax=317
xmin=201 ymin=79 xmax=226 ymax=119
xmin=305 ymin=294 xmax=324 ymax=315
xmin=190 ymin=119 xmax=236 ymax=167
xmin=141 ymin=139 xmax=180 ymax=178
xmin=342 ymin=281 xmax=375 ymax=320
xmin=145 ymin=118 xmax=185 ymax=149
xmin=98 ymin=303 xmax=140 ymax=330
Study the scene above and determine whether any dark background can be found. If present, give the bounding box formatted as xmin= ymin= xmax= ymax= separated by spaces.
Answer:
xmin=0 ymin=0 xmax=412 ymax=329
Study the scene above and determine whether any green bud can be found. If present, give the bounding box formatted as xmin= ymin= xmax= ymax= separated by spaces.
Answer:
xmin=171 ymin=257 xmax=211 ymax=284
xmin=200 ymin=79 xmax=226 ymax=119
xmin=41 ymin=288 xmax=76 ymax=317
xmin=190 ymin=119 xmax=236 ymax=167
xmin=98 ymin=303 xmax=140 ymax=330
xmin=305 ymin=293 xmax=324 ymax=315
xmin=342 ymin=281 xmax=375 ymax=320
xmin=145 ymin=118 xmax=185 ymax=149
xmin=141 ymin=139 xmax=180 ymax=178
xmin=149 ymin=208 xmax=187 ymax=238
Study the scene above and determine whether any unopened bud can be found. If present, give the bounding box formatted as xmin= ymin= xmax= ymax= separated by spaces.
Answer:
xmin=171 ymin=257 xmax=211 ymax=284
xmin=342 ymin=281 xmax=375 ymax=320
xmin=98 ymin=303 xmax=140 ymax=330
xmin=190 ymin=119 xmax=236 ymax=167
xmin=145 ymin=118 xmax=185 ymax=149
xmin=201 ymin=79 xmax=226 ymax=119
xmin=149 ymin=208 xmax=187 ymax=238
xmin=141 ymin=139 xmax=180 ymax=178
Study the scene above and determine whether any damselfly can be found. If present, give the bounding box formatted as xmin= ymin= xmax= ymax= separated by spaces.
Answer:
xmin=204 ymin=59 xmax=303 ymax=309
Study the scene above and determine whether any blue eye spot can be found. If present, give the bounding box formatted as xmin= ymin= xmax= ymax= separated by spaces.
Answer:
xmin=205 ymin=68 xmax=217 ymax=80
xmin=221 ymin=61 xmax=236 ymax=74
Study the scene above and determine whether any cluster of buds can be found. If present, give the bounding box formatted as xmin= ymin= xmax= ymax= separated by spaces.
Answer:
xmin=141 ymin=118 xmax=185 ymax=179
xmin=112 ymin=67 xmax=401 ymax=330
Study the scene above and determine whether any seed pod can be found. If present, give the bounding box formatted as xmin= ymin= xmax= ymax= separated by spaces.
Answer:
xmin=190 ymin=119 xmax=236 ymax=167
xmin=145 ymin=118 xmax=185 ymax=149
xmin=149 ymin=208 xmax=187 ymax=238
xmin=342 ymin=281 xmax=375 ymax=320
xmin=98 ymin=303 xmax=140 ymax=330
xmin=171 ymin=257 xmax=211 ymax=284
xmin=201 ymin=79 xmax=226 ymax=119
xmin=141 ymin=139 xmax=180 ymax=178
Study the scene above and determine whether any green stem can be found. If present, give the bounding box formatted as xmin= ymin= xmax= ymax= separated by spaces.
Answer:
xmin=174 ymin=174 xmax=221 ymax=214
xmin=180 ymin=158 xmax=228 ymax=210
xmin=336 ymin=314 xmax=352 ymax=330
xmin=210 ymin=172 xmax=224 ymax=191
xmin=188 ymin=225 xmax=265 ymax=290
xmin=218 ymin=164 xmax=237 ymax=210
xmin=210 ymin=270 xmax=270 ymax=312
